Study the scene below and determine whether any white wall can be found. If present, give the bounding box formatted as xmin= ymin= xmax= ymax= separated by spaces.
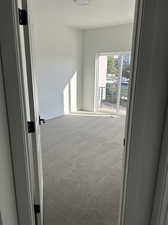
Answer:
xmin=0 ymin=64 xmax=18 ymax=225
xmin=30 ymin=10 xmax=133 ymax=117
xmin=82 ymin=23 xmax=133 ymax=111
xmin=31 ymin=14 xmax=83 ymax=119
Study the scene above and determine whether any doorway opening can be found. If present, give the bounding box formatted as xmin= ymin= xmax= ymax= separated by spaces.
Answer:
xmin=17 ymin=0 xmax=136 ymax=225
xmin=95 ymin=53 xmax=131 ymax=115
xmin=3 ymin=0 xmax=168 ymax=225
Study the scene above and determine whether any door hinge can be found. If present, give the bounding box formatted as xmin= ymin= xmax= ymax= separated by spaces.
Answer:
xmin=34 ymin=204 xmax=40 ymax=214
xmin=27 ymin=121 xmax=35 ymax=133
xmin=18 ymin=8 xmax=28 ymax=25
xmin=123 ymin=138 xmax=126 ymax=147
xmin=34 ymin=204 xmax=40 ymax=225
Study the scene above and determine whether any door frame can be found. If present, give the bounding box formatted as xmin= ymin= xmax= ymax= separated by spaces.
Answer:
xmin=20 ymin=0 xmax=44 ymax=224
xmin=1 ymin=0 xmax=168 ymax=225
xmin=0 ymin=0 xmax=35 ymax=225
xmin=94 ymin=51 xmax=131 ymax=114
xmin=120 ymin=0 xmax=168 ymax=224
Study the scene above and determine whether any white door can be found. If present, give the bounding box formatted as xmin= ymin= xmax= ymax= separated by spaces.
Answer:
xmin=17 ymin=1 xmax=44 ymax=225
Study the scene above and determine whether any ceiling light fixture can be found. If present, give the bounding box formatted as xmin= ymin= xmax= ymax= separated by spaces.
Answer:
xmin=73 ymin=0 xmax=89 ymax=6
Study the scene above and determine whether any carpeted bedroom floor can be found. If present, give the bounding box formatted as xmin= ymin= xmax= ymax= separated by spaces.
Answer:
xmin=41 ymin=113 xmax=125 ymax=225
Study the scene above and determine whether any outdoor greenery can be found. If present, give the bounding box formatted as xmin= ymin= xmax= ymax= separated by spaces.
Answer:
xmin=106 ymin=83 xmax=118 ymax=104
xmin=107 ymin=56 xmax=131 ymax=78
xmin=105 ymin=55 xmax=131 ymax=107
xmin=122 ymin=64 xmax=131 ymax=78
xmin=107 ymin=56 xmax=119 ymax=76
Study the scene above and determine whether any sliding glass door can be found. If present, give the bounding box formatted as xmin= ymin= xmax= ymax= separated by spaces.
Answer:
xmin=97 ymin=53 xmax=131 ymax=115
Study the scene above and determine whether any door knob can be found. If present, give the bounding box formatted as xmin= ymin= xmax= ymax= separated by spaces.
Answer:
xmin=39 ymin=116 xmax=46 ymax=125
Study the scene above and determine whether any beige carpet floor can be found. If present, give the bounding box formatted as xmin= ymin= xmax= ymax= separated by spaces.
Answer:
xmin=41 ymin=113 xmax=125 ymax=225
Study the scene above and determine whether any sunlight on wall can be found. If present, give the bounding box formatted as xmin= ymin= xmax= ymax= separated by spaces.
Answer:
xmin=63 ymin=83 xmax=70 ymax=114
xmin=70 ymin=72 xmax=77 ymax=112
xmin=63 ymin=72 xmax=77 ymax=114
xmin=98 ymin=56 xmax=107 ymax=87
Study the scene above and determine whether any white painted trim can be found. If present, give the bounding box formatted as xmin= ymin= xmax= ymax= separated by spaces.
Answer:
xmin=116 ymin=55 xmax=124 ymax=114
xmin=119 ymin=0 xmax=144 ymax=224
xmin=94 ymin=54 xmax=100 ymax=112
xmin=98 ymin=51 xmax=131 ymax=57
